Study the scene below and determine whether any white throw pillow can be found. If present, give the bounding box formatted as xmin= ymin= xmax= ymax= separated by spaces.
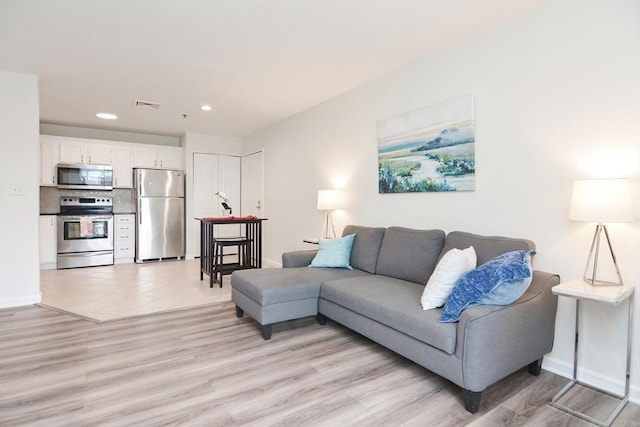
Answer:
xmin=421 ymin=246 xmax=477 ymax=310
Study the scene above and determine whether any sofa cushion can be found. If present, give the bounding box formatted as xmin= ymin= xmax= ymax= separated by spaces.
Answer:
xmin=440 ymin=231 xmax=535 ymax=266
xmin=310 ymin=234 xmax=356 ymax=269
xmin=342 ymin=225 xmax=386 ymax=274
xmin=320 ymin=275 xmax=457 ymax=354
xmin=439 ymin=250 xmax=535 ymax=323
xmin=421 ymin=246 xmax=477 ymax=310
xmin=375 ymin=227 xmax=446 ymax=284
xmin=232 ymin=267 xmax=369 ymax=305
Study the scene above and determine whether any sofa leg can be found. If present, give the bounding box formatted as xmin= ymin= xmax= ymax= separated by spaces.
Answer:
xmin=463 ymin=389 xmax=481 ymax=413
xmin=527 ymin=358 xmax=543 ymax=376
xmin=262 ymin=324 xmax=272 ymax=340
xmin=235 ymin=305 xmax=244 ymax=318
xmin=317 ymin=314 xmax=328 ymax=325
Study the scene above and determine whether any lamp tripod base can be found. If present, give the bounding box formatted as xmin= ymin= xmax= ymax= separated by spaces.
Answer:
xmin=320 ymin=210 xmax=336 ymax=239
xmin=583 ymin=224 xmax=624 ymax=287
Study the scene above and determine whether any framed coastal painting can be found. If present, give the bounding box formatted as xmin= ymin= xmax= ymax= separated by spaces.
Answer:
xmin=378 ymin=95 xmax=475 ymax=193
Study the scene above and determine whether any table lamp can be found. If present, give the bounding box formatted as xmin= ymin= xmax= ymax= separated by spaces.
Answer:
xmin=569 ymin=178 xmax=635 ymax=286
xmin=317 ymin=190 xmax=342 ymax=239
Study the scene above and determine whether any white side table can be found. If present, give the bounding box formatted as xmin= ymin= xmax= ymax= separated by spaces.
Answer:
xmin=550 ymin=278 xmax=634 ymax=427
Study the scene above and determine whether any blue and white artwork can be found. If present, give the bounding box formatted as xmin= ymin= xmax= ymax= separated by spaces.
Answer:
xmin=378 ymin=95 xmax=475 ymax=193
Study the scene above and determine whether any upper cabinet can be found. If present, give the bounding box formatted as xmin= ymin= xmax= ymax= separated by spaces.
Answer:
xmin=113 ymin=147 xmax=133 ymax=188
xmin=132 ymin=147 xmax=157 ymax=168
xmin=158 ymin=147 xmax=183 ymax=170
xmin=40 ymin=139 xmax=59 ymax=186
xmin=40 ymin=135 xmax=184 ymax=188
xmin=133 ymin=146 xmax=182 ymax=170
xmin=59 ymin=140 xmax=112 ymax=165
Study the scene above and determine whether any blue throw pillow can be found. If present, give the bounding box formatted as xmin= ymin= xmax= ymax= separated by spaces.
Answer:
xmin=439 ymin=250 xmax=535 ymax=323
xmin=309 ymin=234 xmax=356 ymax=270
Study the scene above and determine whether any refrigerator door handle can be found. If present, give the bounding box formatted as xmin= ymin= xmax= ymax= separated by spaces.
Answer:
xmin=138 ymin=171 xmax=142 ymax=197
xmin=139 ymin=200 xmax=142 ymax=225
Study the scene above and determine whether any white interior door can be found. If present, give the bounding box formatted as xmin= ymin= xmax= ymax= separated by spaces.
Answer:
xmin=192 ymin=153 xmax=242 ymax=257
xmin=241 ymin=150 xmax=264 ymax=217
xmin=192 ymin=153 xmax=219 ymax=257
xmin=193 ymin=153 xmax=219 ymax=220
xmin=217 ymin=155 xmax=241 ymax=239
xmin=219 ymin=155 xmax=241 ymax=216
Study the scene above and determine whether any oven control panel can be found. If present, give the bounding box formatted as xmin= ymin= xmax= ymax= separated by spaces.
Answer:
xmin=60 ymin=197 xmax=113 ymax=207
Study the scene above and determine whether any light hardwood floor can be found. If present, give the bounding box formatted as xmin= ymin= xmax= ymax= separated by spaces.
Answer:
xmin=1 ymin=302 xmax=639 ymax=426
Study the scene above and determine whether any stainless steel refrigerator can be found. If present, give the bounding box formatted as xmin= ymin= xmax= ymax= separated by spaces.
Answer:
xmin=134 ymin=168 xmax=185 ymax=262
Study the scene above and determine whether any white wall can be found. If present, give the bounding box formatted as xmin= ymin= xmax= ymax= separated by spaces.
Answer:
xmin=182 ymin=132 xmax=242 ymax=258
xmin=243 ymin=1 xmax=640 ymax=401
xmin=0 ymin=71 xmax=41 ymax=307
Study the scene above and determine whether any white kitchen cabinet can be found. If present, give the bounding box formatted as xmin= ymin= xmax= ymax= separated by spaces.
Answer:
xmin=114 ymin=214 xmax=135 ymax=263
xmin=132 ymin=147 xmax=158 ymax=168
xmin=113 ymin=147 xmax=133 ymax=188
xmin=59 ymin=140 xmax=112 ymax=165
xmin=40 ymin=135 xmax=184 ymax=191
xmin=40 ymin=139 xmax=59 ymax=186
xmin=157 ymin=147 xmax=183 ymax=169
xmin=87 ymin=144 xmax=112 ymax=164
xmin=133 ymin=146 xmax=183 ymax=170
xmin=39 ymin=215 xmax=57 ymax=269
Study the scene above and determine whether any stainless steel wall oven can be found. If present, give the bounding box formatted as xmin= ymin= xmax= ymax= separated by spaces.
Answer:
xmin=57 ymin=197 xmax=114 ymax=269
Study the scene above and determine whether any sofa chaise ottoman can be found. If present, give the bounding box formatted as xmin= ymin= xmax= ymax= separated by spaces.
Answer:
xmin=231 ymin=225 xmax=559 ymax=412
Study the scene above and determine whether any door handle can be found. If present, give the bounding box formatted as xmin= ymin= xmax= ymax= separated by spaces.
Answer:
xmin=139 ymin=200 xmax=142 ymax=225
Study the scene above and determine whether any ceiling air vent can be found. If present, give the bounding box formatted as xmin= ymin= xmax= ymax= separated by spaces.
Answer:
xmin=134 ymin=99 xmax=162 ymax=110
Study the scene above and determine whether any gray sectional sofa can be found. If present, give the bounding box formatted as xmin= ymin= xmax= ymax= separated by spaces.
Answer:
xmin=231 ymin=225 xmax=560 ymax=413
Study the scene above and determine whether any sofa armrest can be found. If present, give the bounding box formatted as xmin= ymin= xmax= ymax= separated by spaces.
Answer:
xmin=282 ymin=250 xmax=318 ymax=268
xmin=455 ymin=270 xmax=560 ymax=392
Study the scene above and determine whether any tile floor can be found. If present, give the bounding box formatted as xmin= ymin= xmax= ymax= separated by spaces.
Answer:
xmin=40 ymin=259 xmax=232 ymax=322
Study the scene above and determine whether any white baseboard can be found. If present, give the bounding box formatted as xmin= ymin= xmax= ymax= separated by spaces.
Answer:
xmin=0 ymin=293 xmax=41 ymax=308
xmin=39 ymin=263 xmax=57 ymax=270
xmin=262 ymin=257 xmax=281 ymax=268
xmin=543 ymin=355 xmax=639 ymax=404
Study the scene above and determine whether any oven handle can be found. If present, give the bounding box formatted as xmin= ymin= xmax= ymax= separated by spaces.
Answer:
xmin=59 ymin=215 xmax=114 ymax=221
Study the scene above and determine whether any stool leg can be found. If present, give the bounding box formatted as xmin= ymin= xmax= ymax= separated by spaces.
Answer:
xmin=211 ymin=242 xmax=217 ymax=288
xmin=217 ymin=244 xmax=223 ymax=287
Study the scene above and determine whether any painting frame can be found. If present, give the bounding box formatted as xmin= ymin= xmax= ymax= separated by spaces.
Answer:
xmin=378 ymin=95 xmax=475 ymax=193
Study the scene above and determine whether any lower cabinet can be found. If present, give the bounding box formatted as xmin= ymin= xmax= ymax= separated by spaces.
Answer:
xmin=114 ymin=214 xmax=135 ymax=263
xmin=39 ymin=215 xmax=57 ymax=269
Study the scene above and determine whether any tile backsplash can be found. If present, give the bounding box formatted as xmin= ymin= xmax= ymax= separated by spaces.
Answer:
xmin=40 ymin=187 xmax=135 ymax=214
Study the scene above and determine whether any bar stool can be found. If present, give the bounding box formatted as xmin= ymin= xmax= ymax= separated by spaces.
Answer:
xmin=212 ymin=237 xmax=251 ymax=287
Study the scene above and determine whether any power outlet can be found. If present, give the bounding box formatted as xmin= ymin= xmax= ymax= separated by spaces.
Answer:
xmin=10 ymin=185 xmax=25 ymax=196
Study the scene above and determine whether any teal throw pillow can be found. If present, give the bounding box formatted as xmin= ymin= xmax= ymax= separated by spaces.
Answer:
xmin=309 ymin=234 xmax=356 ymax=270
xmin=439 ymin=250 xmax=535 ymax=323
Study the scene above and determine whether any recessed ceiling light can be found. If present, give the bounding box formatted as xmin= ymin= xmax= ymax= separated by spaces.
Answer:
xmin=201 ymin=105 xmax=212 ymax=111
xmin=96 ymin=112 xmax=118 ymax=120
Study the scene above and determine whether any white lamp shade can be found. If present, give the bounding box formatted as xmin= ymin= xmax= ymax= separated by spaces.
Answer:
xmin=569 ymin=179 xmax=636 ymax=223
xmin=317 ymin=190 xmax=342 ymax=210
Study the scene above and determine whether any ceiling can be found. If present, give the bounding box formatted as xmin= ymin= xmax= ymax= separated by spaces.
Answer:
xmin=0 ymin=0 xmax=542 ymax=138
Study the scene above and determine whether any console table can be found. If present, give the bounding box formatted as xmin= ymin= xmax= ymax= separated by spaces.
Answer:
xmin=196 ymin=217 xmax=267 ymax=287
xmin=550 ymin=278 xmax=634 ymax=427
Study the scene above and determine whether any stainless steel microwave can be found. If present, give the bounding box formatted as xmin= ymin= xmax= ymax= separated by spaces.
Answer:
xmin=57 ymin=163 xmax=113 ymax=190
